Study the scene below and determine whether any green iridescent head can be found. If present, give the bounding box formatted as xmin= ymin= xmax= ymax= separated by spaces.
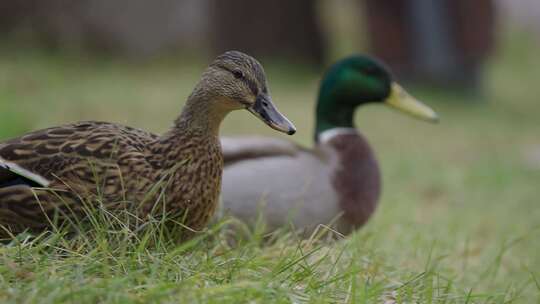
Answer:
xmin=315 ymin=55 xmax=438 ymax=141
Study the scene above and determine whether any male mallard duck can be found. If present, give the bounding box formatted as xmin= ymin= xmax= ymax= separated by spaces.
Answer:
xmin=220 ymin=55 xmax=437 ymax=235
xmin=0 ymin=51 xmax=296 ymax=238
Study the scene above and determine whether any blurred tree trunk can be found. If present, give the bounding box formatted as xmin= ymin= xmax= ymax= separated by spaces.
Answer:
xmin=362 ymin=0 xmax=495 ymax=90
xmin=211 ymin=0 xmax=325 ymax=66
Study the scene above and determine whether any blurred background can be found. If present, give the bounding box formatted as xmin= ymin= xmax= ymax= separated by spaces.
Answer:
xmin=0 ymin=0 xmax=501 ymax=85
xmin=0 ymin=0 xmax=539 ymax=298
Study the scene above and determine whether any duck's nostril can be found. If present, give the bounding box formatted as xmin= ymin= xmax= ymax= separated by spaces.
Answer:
xmin=262 ymin=101 xmax=269 ymax=107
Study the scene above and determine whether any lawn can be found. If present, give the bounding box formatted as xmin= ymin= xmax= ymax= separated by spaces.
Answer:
xmin=0 ymin=30 xmax=539 ymax=303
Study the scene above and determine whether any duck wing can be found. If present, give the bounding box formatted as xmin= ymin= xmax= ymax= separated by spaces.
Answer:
xmin=221 ymin=136 xmax=301 ymax=165
xmin=0 ymin=122 xmax=162 ymax=234
xmin=0 ymin=121 xmax=158 ymax=191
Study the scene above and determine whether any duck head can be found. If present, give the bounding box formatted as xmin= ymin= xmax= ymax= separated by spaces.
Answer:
xmin=315 ymin=55 xmax=438 ymax=140
xmin=201 ymin=51 xmax=296 ymax=135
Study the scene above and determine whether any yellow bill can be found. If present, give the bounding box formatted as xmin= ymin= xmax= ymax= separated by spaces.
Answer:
xmin=385 ymin=82 xmax=439 ymax=122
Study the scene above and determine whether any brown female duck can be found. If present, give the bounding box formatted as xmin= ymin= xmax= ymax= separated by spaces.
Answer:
xmin=0 ymin=51 xmax=295 ymax=238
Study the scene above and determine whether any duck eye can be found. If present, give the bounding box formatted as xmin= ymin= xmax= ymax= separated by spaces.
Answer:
xmin=232 ymin=70 xmax=244 ymax=79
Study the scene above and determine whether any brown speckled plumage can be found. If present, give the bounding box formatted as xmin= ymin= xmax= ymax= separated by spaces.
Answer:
xmin=0 ymin=51 xmax=294 ymax=238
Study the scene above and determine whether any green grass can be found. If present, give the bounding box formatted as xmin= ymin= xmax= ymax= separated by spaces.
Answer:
xmin=1 ymin=29 xmax=540 ymax=303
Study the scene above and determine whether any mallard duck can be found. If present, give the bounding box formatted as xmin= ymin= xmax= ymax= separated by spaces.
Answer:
xmin=0 ymin=51 xmax=296 ymax=238
xmin=220 ymin=55 xmax=438 ymax=235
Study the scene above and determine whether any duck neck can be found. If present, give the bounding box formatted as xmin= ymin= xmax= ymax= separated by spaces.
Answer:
xmin=314 ymin=89 xmax=355 ymax=142
xmin=169 ymin=85 xmax=229 ymax=139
